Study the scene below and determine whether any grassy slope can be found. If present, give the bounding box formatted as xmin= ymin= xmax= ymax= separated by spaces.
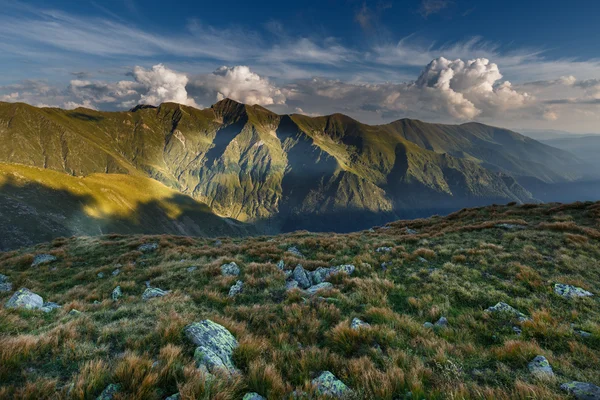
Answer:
xmin=0 ymin=201 xmax=599 ymax=399
xmin=0 ymin=163 xmax=252 ymax=250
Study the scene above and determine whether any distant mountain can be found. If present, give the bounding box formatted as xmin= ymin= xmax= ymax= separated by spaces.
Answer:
xmin=0 ymin=99 xmax=592 ymax=235
xmin=518 ymin=128 xmax=600 ymax=141
xmin=542 ymin=135 xmax=600 ymax=170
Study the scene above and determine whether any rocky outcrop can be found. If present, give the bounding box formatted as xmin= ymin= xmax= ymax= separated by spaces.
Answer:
xmin=554 ymin=283 xmax=593 ymax=299
xmin=184 ymin=320 xmax=239 ymax=374
xmin=293 ymin=265 xmax=312 ymax=289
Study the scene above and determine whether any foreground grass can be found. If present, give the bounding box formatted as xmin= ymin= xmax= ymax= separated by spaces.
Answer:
xmin=0 ymin=201 xmax=599 ymax=399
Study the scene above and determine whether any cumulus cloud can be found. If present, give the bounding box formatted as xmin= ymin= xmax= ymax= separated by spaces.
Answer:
xmin=190 ymin=66 xmax=285 ymax=106
xmin=133 ymin=64 xmax=198 ymax=107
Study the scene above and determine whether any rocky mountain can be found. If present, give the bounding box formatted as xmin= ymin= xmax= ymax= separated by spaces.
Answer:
xmin=0 ymin=99 xmax=589 ymax=236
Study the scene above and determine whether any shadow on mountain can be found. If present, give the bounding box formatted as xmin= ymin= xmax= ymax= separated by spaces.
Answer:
xmin=0 ymin=176 xmax=252 ymax=251
xmin=67 ymin=112 xmax=105 ymax=122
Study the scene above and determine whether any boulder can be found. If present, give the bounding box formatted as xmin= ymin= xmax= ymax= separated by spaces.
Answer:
xmin=31 ymin=254 xmax=57 ymax=267
xmin=312 ymin=371 xmax=352 ymax=397
xmin=111 ymin=286 xmax=122 ymax=301
xmin=242 ymin=393 xmax=266 ymax=400
xmin=293 ymin=265 xmax=311 ymax=289
xmin=423 ymin=322 xmax=434 ymax=329
xmin=287 ymin=246 xmax=305 ymax=258
xmin=97 ymin=272 xmax=105 ymax=278
xmin=554 ymin=283 xmax=593 ymax=299
xmin=40 ymin=302 xmax=62 ymax=313
xmin=486 ymin=302 xmax=530 ymax=322
xmin=5 ymin=288 xmax=43 ymax=310
xmin=138 ymin=242 xmax=159 ymax=253
xmin=350 ymin=318 xmax=370 ymax=330
xmin=286 ymin=280 xmax=300 ymax=291
xmin=184 ymin=320 xmax=239 ymax=374
xmin=0 ymin=274 xmax=12 ymax=292
xmin=305 ymin=282 xmax=333 ymax=296
xmin=376 ymin=247 xmax=392 ymax=253
xmin=310 ymin=265 xmax=356 ymax=285
xmin=528 ymin=355 xmax=554 ymax=378
xmin=96 ymin=383 xmax=120 ymax=400
xmin=220 ymin=262 xmax=240 ymax=276
xmin=228 ymin=280 xmax=244 ymax=297
xmin=142 ymin=287 xmax=169 ymax=300
xmin=435 ymin=316 xmax=449 ymax=328
xmin=560 ymin=381 xmax=600 ymax=400
xmin=112 ymin=269 xmax=120 ymax=276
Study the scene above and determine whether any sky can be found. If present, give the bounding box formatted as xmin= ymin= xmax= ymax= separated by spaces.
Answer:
xmin=1 ymin=0 xmax=600 ymax=133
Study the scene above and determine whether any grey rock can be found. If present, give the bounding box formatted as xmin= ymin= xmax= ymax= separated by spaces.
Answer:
xmin=423 ymin=322 xmax=434 ymax=329
xmin=312 ymin=371 xmax=352 ymax=397
xmin=486 ymin=302 xmax=530 ymax=322
xmin=293 ymin=265 xmax=311 ymax=289
xmin=417 ymin=257 xmax=429 ymax=264
xmin=560 ymin=381 xmax=600 ymax=400
xmin=287 ymin=246 xmax=305 ymax=258
xmin=138 ymin=242 xmax=159 ymax=253
xmin=286 ymin=280 xmax=299 ymax=291
xmin=575 ymin=330 xmax=592 ymax=338
xmin=187 ymin=266 xmax=197 ymax=273
xmin=97 ymin=272 xmax=105 ymax=278
xmin=111 ymin=286 xmax=122 ymax=301
xmin=112 ymin=269 xmax=120 ymax=276
xmin=96 ymin=383 xmax=120 ymax=400
xmin=5 ymin=288 xmax=43 ymax=310
xmin=554 ymin=283 xmax=593 ymax=299
xmin=376 ymin=247 xmax=392 ymax=253
xmin=243 ymin=393 xmax=266 ymax=400
xmin=165 ymin=394 xmax=180 ymax=400
xmin=69 ymin=309 xmax=82 ymax=316
xmin=435 ymin=316 xmax=449 ymax=328
xmin=305 ymin=282 xmax=334 ymax=296
xmin=528 ymin=355 xmax=554 ymax=377
xmin=220 ymin=262 xmax=240 ymax=276
xmin=277 ymin=260 xmax=285 ymax=270
xmin=184 ymin=320 xmax=239 ymax=374
xmin=350 ymin=318 xmax=370 ymax=330
xmin=214 ymin=240 xmax=223 ymax=247
xmin=142 ymin=287 xmax=169 ymax=300
xmin=309 ymin=264 xmax=355 ymax=285
xmin=406 ymin=228 xmax=418 ymax=235
xmin=496 ymin=223 xmax=526 ymax=230
xmin=40 ymin=302 xmax=61 ymax=313
xmin=513 ymin=326 xmax=523 ymax=335
xmin=0 ymin=282 xmax=12 ymax=292
xmin=32 ymin=254 xmax=57 ymax=267
xmin=0 ymin=274 xmax=7 ymax=283
xmin=228 ymin=280 xmax=244 ymax=297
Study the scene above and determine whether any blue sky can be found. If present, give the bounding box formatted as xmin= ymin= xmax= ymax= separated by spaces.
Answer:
xmin=1 ymin=0 xmax=600 ymax=132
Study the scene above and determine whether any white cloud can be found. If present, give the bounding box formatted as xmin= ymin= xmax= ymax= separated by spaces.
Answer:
xmin=133 ymin=64 xmax=198 ymax=107
xmin=419 ymin=0 xmax=452 ymax=17
xmin=64 ymin=99 xmax=97 ymax=110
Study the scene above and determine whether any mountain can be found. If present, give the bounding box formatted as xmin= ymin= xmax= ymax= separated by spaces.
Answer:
xmin=542 ymin=135 xmax=600 ymax=170
xmin=519 ymin=128 xmax=600 ymax=141
xmin=0 ymin=163 xmax=251 ymax=250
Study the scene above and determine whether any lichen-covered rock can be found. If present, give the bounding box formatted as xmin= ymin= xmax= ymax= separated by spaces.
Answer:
xmin=528 ymin=356 xmax=554 ymax=377
xmin=486 ymin=302 xmax=530 ymax=322
xmin=184 ymin=320 xmax=239 ymax=374
xmin=111 ymin=286 xmax=122 ymax=301
xmin=351 ymin=318 xmax=370 ymax=330
xmin=287 ymin=246 xmax=305 ymax=258
xmin=242 ymin=393 xmax=266 ymax=400
xmin=435 ymin=316 xmax=449 ymax=328
xmin=305 ymin=282 xmax=333 ymax=296
xmin=32 ymin=254 xmax=57 ymax=267
xmin=220 ymin=262 xmax=240 ymax=276
xmin=554 ymin=283 xmax=593 ymax=299
xmin=96 ymin=383 xmax=120 ymax=400
xmin=228 ymin=280 xmax=243 ymax=297
xmin=138 ymin=242 xmax=159 ymax=253
xmin=5 ymin=288 xmax=43 ymax=310
xmin=312 ymin=371 xmax=352 ymax=397
xmin=293 ymin=265 xmax=311 ymax=289
xmin=560 ymin=381 xmax=600 ymax=399
xmin=142 ymin=287 xmax=169 ymax=300
xmin=40 ymin=302 xmax=61 ymax=313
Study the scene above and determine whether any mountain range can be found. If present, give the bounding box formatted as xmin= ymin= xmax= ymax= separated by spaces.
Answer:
xmin=0 ymin=99 xmax=596 ymax=248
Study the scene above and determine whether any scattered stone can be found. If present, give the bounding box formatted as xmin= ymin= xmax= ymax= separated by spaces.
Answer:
xmin=111 ymin=286 xmax=122 ymax=301
xmin=312 ymin=371 xmax=352 ymax=397
xmin=406 ymin=228 xmax=418 ymax=235
xmin=486 ymin=302 xmax=530 ymax=322
xmin=554 ymin=283 xmax=593 ymax=299
xmin=560 ymin=381 xmax=600 ymax=399
xmin=97 ymin=272 xmax=105 ymax=278
xmin=495 ymin=223 xmax=526 ymax=230
xmin=96 ymin=383 xmax=121 ymax=400
xmin=380 ymin=262 xmax=390 ymax=271
xmin=305 ymin=282 xmax=334 ymax=296
xmin=293 ymin=265 xmax=312 ymax=289
xmin=112 ymin=269 xmax=120 ymax=276
xmin=5 ymin=288 xmax=44 ymax=310
xmin=138 ymin=242 xmax=159 ymax=253
xmin=184 ymin=320 xmax=239 ymax=374
xmin=93 ymin=300 xmax=101 ymax=305
xmin=228 ymin=280 xmax=243 ymax=297
xmin=277 ymin=260 xmax=285 ymax=270
xmin=376 ymin=247 xmax=392 ymax=253
xmin=417 ymin=257 xmax=429 ymax=264
xmin=187 ymin=266 xmax=197 ymax=273
xmin=309 ymin=264 xmax=355 ymax=285
xmin=513 ymin=326 xmax=523 ymax=335
xmin=575 ymin=330 xmax=592 ymax=338
xmin=435 ymin=316 xmax=449 ymax=328
xmin=214 ymin=240 xmax=223 ymax=247
xmin=69 ymin=309 xmax=82 ymax=316
xmin=287 ymin=246 xmax=305 ymax=258
xmin=286 ymin=280 xmax=299 ymax=291
xmin=40 ymin=302 xmax=62 ymax=313
xmin=165 ymin=394 xmax=180 ymax=400
xmin=142 ymin=287 xmax=169 ymax=300
xmin=220 ymin=262 xmax=240 ymax=276
xmin=144 ymin=281 xmax=151 ymax=288
xmin=528 ymin=356 xmax=554 ymax=378
xmin=242 ymin=393 xmax=266 ymax=400
xmin=423 ymin=322 xmax=434 ymax=329
xmin=351 ymin=318 xmax=370 ymax=330
xmin=0 ymin=274 xmax=12 ymax=292
xmin=31 ymin=254 xmax=57 ymax=267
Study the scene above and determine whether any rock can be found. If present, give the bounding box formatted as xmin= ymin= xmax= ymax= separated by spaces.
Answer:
xmin=112 ymin=269 xmax=120 ymax=276
xmin=286 ymin=280 xmax=299 ymax=290
xmin=138 ymin=242 xmax=159 ymax=253
xmin=287 ymin=246 xmax=305 ymax=258
xmin=228 ymin=280 xmax=244 ymax=297
xmin=423 ymin=322 xmax=434 ymax=329
xmin=243 ymin=393 xmax=266 ymax=400
xmin=0 ymin=275 xmax=12 ymax=292
xmin=406 ymin=228 xmax=418 ymax=235
xmin=417 ymin=257 xmax=429 ymax=264
xmin=496 ymin=223 xmax=526 ymax=230
xmin=165 ymin=394 xmax=180 ymax=400
xmin=184 ymin=320 xmax=239 ymax=374
xmin=187 ymin=266 xmax=197 ymax=273
xmin=96 ymin=383 xmax=120 ymax=400
xmin=554 ymin=283 xmax=593 ymax=299
xmin=305 ymin=282 xmax=333 ymax=296
xmin=32 ymin=254 xmax=57 ymax=267
xmin=111 ymin=286 xmax=122 ymax=301
xmin=293 ymin=265 xmax=311 ymax=289
xmin=560 ymin=381 xmax=600 ymax=400
xmin=486 ymin=302 xmax=530 ymax=322
xmin=513 ymin=326 xmax=523 ymax=335
xmin=575 ymin=330 xmax=592 ymax=338
xmin=142 ymin=287 xmax=169 ymax=300
xmin=277 ymin=260 xmax=285 ymax=270
xmin=214 ymin=240 xmax=222 ymax=247
xmin=40 ymin=302 xmax=62 ymax=313
xmin=350 ymin=318 xmax=370 ymax=330
xmin=69 ymin=309 xmax=82 ymax=316
xmin=528 ymin=355 xmax=554 ymax=378
xmin=97 ymin=272 xmax=105 ymax=278
xmin=312 ymin=371 xmax=352 ymax=397
xmin=5 ymin=288 xmax=44 ymax=310
xmin=0 ymin=274 xmax=8 ymax=283
xmin=435 ymin=316 xmax=449 ymax=328
xmin=309 ymin=264 xmax=355 ymax=285
xmin=220 ymin=262 xmax=240 ymax=276
xmin=376 ymin=247 xmax=392 ymax=253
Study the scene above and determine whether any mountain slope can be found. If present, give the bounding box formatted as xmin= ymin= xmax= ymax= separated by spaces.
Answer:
xmin=543 ymin=135 xmax=600 ymax=170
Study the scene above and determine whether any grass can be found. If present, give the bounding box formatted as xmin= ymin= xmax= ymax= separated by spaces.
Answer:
xmin=0 ymin=201 xmax=599 ymax=399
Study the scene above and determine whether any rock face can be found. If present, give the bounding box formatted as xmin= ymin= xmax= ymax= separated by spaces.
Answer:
xmin=528 ymin=356 xmax=554 ymax=377
xmin=351 ymin=318 xmax=370 ymax=330
xmin=111 ymin=286 xmax=122 ymax=301
xmin=228 ymin=280 xmax=244 ymax=297
xmin=184 ymin=320 xmax=239 ymax=374
xmin=138 ymin=242 xmax=159 ymax=253
xmin=486 ymin=302 xmax=530 ymax=322
xmin=5 ymin=288 xmax=44 ymax=310
xmin=220 ymin=262 xmax=240 ymax=276
xmin=242 ymin=393 xmax=266 ymax=400
xmin=312 ymin=371 xmax=352 ymax=397
xmin=560 ymin=381 xmax=600 ymax=400
xmin=0 ymin=274 xmax=12 ymax=292
xmin=31 ymin=254 xmax=57 ymax=267
xmin=96 ymin=383 xmax=120 ymax=400
xmin=142 ymin=287 xmax=169 ymax=300
xmin=554 ymin=283 xmax=593 ymax=298
xmin=293 ymin=265 xmax=312 ymax=289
